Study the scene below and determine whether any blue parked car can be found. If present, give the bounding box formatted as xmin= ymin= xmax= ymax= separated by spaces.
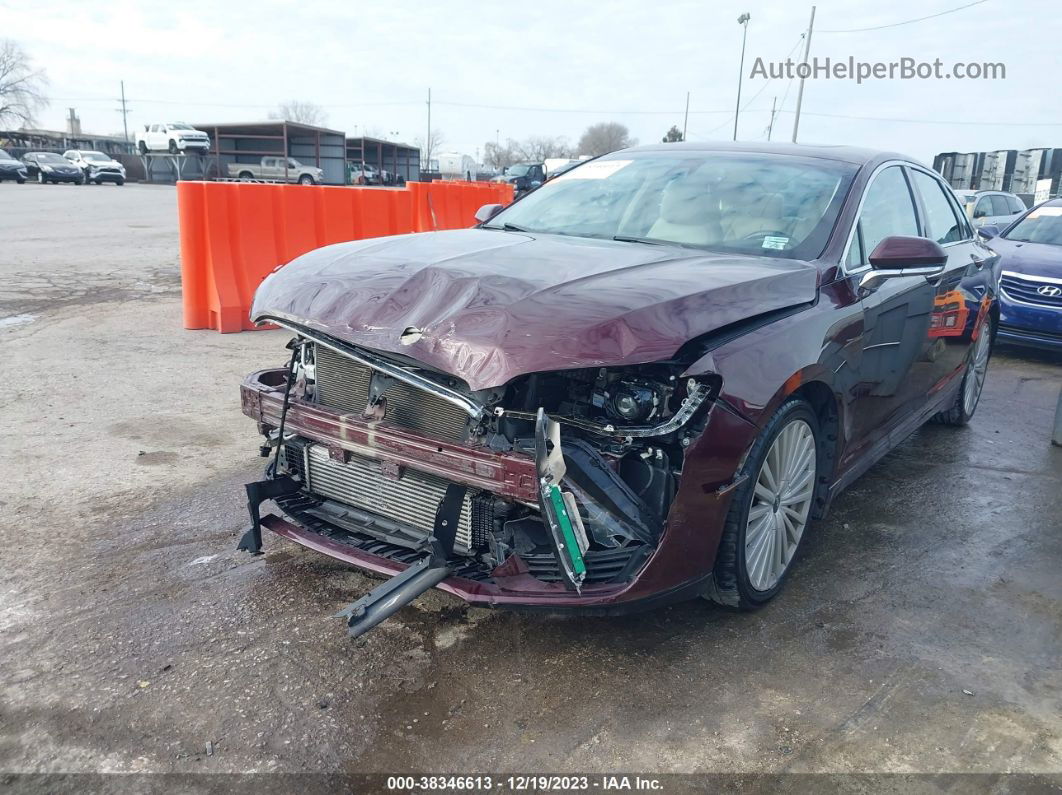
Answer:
xmin=979 ymin=198 xmax=1062 ymax=350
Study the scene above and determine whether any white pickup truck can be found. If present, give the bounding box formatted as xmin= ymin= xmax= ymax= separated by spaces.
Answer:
xmin=227 ymin=156 xmax=323 ymax=185
xmin=135 ymin=123 xmax=211 ymax=155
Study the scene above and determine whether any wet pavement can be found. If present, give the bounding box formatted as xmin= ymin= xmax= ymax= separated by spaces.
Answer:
xmin=1 ymin=185 xmax=1060 ymax=781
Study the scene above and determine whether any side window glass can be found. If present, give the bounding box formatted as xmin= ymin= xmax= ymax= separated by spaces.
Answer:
xmin=973 ymin=197 xmax=991 ymax=218
xmin=911 ymin=170 xmax=963 ymax=244
xmin=858 ymin=166 xmax=920 ymax=260
xmin=1008 ymin=195 xmax=1026 ymax=214
xmin=990 ymin=195 xmax=1012 ymax=216
xmin=943 ymin=188 xmax=973 ymax=239
xmin=845 ymin=223 xmax=864 ymax=268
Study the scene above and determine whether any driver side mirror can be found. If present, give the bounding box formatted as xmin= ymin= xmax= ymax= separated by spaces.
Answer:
xmin=859 ymin=236 xmax=948 ymax=292
xmin=474 ymin=203 xmax=504 ymax=224
xmin=977 ymin=224 xmax=1000 ymax=240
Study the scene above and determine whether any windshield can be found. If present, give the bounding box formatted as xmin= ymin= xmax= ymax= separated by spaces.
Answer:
xmin=1004 ymin=205 xmax=1062 ymax=246
xmin=169 ymin=124 xmax=194 ymax=130
xmin=485 ymin=151 xmax=856 ymax=259
xmin=83 ymin=152 xmax=111 ymax=162
xmin=36 ymin=153 xmax=68 ymax=164
xmin=507 ymin=165 xmax=531 ymax=177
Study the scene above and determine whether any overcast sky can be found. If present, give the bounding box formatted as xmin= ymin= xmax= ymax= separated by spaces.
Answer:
xmin=4 ymin=0 xmax=1059 ymax=164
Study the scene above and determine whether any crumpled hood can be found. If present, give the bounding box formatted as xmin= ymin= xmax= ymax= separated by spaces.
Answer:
xmin=251 ymin=228 xmax=819 ymax=390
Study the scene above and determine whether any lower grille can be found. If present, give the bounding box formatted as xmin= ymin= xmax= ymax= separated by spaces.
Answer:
xmin=301 ymin=443 xmax=475 ymax=553
xmin=313 ymin=345 xmax=471 ymax=443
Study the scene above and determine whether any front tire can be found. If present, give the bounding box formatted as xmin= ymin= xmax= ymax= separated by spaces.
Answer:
xmin=708 ymin=398 xmax=821 ymax=609
xmin=138 ymin=141 xmax=148 ymax=155
xmin=932 ymin=318 xmax=993 ymax=426
xmin=298 ymin=175 xmax=314 ymax=185
xmin=168 ymin=140 xmax=179 ymax=155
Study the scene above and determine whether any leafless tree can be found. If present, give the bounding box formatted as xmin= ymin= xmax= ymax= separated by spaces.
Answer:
xmin=268 ymin=100 xmax=328 ymax=127
xmin=577 ymin=122 xmax=636 ymax=157
xmin=415 ymin=128 xmax=445 ymax=168
xmin=483 ymin=139 xmax=518 ymax=170
xmin=485 ymin=136 xmax=572 ymax=169
xmin=0 ymin=40 xmax=49 ymax=129
xmin=515 ymin=135 xmax=573 ymax=162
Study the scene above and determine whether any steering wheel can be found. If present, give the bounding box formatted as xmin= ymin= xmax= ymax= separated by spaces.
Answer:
xmin=740 ymin=229 xmax=790 ymax=242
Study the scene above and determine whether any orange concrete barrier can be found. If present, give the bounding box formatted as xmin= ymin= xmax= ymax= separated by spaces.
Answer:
xmin=178 ymin=180 xmax=513 ymax=332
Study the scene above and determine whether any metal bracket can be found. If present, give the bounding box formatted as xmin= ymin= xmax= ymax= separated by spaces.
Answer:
xmin=334 ymin=483 xmax=467 ymax=638
xmin=534 ymin=408 xmax=588 ymax=591
xmin=237 ymin=475 xmax=301 ymax=554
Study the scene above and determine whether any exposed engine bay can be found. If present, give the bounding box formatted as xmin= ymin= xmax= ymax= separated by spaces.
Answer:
xmin=241 ymin=321 xmax=719 ymax=634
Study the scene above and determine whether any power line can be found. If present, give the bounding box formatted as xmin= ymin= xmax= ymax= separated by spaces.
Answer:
xmin=697 ymin=31 xmax=806 ymax=138
xmin=818 ymin=0 xmax=989 ymax=33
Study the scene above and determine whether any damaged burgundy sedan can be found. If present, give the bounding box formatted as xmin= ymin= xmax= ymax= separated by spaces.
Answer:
xmin=238 ymin=142 xmax=999 ymax=637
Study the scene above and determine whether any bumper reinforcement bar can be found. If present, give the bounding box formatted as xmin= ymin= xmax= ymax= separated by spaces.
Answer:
xmin=334 ymin=482 xmax=468 ymax=638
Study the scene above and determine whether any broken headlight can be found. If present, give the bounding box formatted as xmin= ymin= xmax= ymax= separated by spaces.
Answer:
xmin=602 ymin=379 xmax=665 ymax=424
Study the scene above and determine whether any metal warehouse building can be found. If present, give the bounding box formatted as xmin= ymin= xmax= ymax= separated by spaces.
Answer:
xmin=934 ymin=148 xmax=1062 ymax=199
xmin=346 ymin=136 xmax=421 ymax=183
xmin=196 ymin=121 xmax=348 ymax=185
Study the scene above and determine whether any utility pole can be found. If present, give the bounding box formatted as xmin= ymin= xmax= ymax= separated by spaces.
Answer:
xmin=792 ymin=5 xmax=816 ymax=143
xmin=734 ymin=13 xmax=751 ymax=142
xmin=682 ymin=91 xmax=690 ymax=141
xmin=425 ymin=87 xmax=432 ymax=169
xmin=766 ymin=96 xmax=778 ymax=141
xmin=117 ymin=80 xmax=131 ymax=143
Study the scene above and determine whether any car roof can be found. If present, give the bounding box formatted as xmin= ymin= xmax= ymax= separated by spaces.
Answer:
xmin=622 ymin=140 xmax=917 ymax=167
xmin=955 ymin=189 xmax=1015 ymax=196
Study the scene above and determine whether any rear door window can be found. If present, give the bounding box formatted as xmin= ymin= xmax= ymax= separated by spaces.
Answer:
xmin=910 ymin=170 xmax=964 ymax=244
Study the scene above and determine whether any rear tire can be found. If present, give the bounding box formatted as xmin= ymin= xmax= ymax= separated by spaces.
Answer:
xmin=707 ymin=398 xmax=822 ymax=609
xmin=238 ymin=171 xmax=254 ymax=181
xmin=932 ymin=318 xmax=993 ymax=426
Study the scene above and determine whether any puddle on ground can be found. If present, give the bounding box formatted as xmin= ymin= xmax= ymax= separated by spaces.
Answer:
xmin=0 ymin=314 xmax=36 ymax=329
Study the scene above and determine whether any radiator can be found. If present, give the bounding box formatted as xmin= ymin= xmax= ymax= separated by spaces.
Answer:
xmin=302 ymin=443 xmax=474 ymax=553
xmin=313 ymin=345 xmax=471 ymax=443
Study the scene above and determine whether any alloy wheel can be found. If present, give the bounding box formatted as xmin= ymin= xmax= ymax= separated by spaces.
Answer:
xmin=963 ymin=326 xmax=991 ymax=415
xmin=745 ymin=418 xmax=817 ymax=591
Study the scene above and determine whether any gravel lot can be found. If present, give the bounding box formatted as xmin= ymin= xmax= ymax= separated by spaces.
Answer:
xmin=1 ymin=184 xmax=1060 ymax=783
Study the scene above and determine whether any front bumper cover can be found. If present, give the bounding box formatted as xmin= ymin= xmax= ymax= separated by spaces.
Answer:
xmin=239 ymin=366 xmax=746 ymax=613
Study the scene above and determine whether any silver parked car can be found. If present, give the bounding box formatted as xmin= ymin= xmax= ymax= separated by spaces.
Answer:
xmin=954 ymin=189 xmax=1027 ymax=228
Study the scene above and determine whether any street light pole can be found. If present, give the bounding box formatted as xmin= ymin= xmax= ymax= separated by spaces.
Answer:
xmin=734 ymin=13 xmax=751 ymax=142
